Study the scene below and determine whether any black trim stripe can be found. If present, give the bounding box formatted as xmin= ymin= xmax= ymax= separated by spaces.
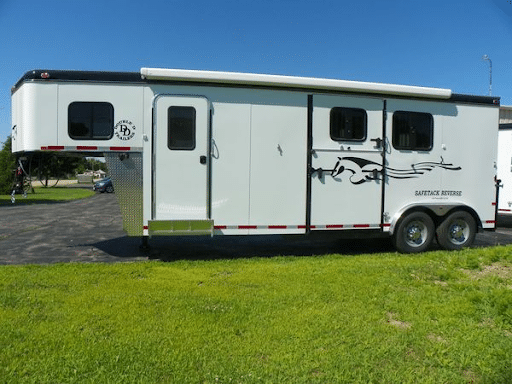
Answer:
xmin=450 ymin=93 xmax=500 ymax=106
xmin=306 ymin=94 xmax=313 ymax=234
xmin=207 ymin=108 xmax=213 ymax=220
xmin=380 ymin=100 xmax=387 ymax=229
xmin=12 ymin=69 xmax=143 ymax=93
xmin=151 ymin=106 xmax=156 ymax=220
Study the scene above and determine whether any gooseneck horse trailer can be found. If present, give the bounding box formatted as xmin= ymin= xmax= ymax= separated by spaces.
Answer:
xmin=11 ymin=68 xmax=500 ymax=253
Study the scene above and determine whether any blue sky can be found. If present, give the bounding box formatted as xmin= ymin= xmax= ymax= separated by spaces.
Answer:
xmin=1 ymin=0 xmax=512 ymax=144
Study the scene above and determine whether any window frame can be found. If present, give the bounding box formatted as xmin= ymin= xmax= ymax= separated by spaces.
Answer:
xmin=68 ymin=101 xmax=114 ymax=140
xmin=329 ymin=107 xmax=368 ymax=142
xmin=392 ymin=110 xmax=434 ymax=151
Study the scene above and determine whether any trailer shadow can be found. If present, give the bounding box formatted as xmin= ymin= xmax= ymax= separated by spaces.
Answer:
xmin=497 ymin=214 xmax=512 ymax=228
xmin=91 ymin=231 xmax=512 ymax=262
xmin=92 ymin=235 xmax=397 ymax=261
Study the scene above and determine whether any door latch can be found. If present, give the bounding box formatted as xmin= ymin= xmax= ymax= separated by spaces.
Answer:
xmin=200 ymin=155 xmax=207 ymax=164
xmin=370 ymin=137 xmax=383 ymax=149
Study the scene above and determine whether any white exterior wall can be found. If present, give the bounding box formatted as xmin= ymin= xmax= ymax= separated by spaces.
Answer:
xmin=11 ymin=83 xmax=58 ymax=152
xmin=248 ymin=99 xmax=307 ymax=234
xmin=209 ymin=101 xmax=252 ymax=232
xmin=500 ymin=106 xmax=512 ymax=124
xmin=385 ymin=100 xmax=450 ymax=224
xmin=11 ymin=75 xmax=500 ymax=239
xmin=311 ymin=94 xmax=384 ymax=229
xmin=12 ymin=82 xmax=145 ymax=152
xmin=10 ymin=87 xmax=20 ymax=152
xmin=384 ymin=100 xmax=498 ymax=229
xmin=443 ymin=104 xmax=497 ymax=228
xmin=144 ymin=85 xmax=308 ymax=234
xmin=57 ymin=84 xmax=144 ymax=150
xmin=497 ymin=106 xmax=512 ymax=214
xmin=497 ymin=129 xmax=512 ymax=213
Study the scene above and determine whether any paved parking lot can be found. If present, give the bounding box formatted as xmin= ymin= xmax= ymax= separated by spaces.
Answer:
xmin=1 ymin=191 xmax=512 ymax=265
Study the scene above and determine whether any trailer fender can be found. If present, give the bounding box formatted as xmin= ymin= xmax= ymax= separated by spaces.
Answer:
xmin=389 ymin=204 xmax=481 ymax=236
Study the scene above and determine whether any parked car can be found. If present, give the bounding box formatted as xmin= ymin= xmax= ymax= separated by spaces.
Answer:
xmin=93 ymin=177 xmax=114 ymax=193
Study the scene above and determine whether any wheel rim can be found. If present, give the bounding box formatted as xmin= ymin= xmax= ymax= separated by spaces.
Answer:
xmin=447 ymin=219 xmax=469 ymax=245
xmin=404 ymin=220 xmax=428 ymax=247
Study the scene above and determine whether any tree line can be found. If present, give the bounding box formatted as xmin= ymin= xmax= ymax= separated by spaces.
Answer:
xmin=0 ymin=136 xmax=107 ymax=194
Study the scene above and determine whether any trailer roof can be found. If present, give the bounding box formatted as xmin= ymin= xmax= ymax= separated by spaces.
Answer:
xmin=13 ymin=68 xmax=500 ymax=105
xmin=141 ymin=67 xmax=453 ymax=99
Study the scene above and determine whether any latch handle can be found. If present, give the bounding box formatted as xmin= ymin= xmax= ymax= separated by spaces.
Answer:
xmin=370 ymin=137 xmax=383 ymax=149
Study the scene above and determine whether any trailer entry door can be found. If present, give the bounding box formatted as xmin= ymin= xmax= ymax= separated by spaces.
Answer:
xmin=151 ymin=95 xmax=211 ymax=233
xmin=311 ymin=95 xmax=384 ymax=230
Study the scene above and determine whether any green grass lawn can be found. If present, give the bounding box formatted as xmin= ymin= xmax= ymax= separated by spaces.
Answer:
xmin=0 ymin=187 xmax=94 ymax=206
xmin=1 ymin=246 xmax=511 ymax=383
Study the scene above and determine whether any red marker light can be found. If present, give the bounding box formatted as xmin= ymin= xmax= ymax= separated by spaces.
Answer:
xmin=41 ymin=72 xmax=50 ymax=79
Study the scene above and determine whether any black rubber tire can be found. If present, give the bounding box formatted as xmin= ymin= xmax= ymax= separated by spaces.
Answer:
xmin=106 ymin=185 xmax=114 ymax=193
xmin=393 ymin=211 xmax=435 ymax=253
xmin=436 ymin=211 xmax=476 ymax=250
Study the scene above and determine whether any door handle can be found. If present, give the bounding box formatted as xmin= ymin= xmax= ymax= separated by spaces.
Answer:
xmin=370 ymin=137 xmax=383 ymax=149
xmin=200 ymin=155 xmax=207 ymax=164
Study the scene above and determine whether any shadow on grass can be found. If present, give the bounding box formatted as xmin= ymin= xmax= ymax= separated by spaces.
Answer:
xmin=91 ymin=234 xmax=396 ymax=261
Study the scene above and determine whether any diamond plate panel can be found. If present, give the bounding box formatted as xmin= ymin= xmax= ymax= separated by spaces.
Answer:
xmin=104 ymin=153 xmax=143 ymax=236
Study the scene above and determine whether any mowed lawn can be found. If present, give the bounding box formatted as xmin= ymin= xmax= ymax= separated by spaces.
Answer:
xmin=0 ymin=187 xmax=94 ymax=206
xmin=1 ymin=246 xmax=511 ymax=383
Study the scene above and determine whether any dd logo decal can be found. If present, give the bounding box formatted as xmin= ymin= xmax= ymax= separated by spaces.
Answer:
xmin=114 ymin=120 xmax=136 ymax=141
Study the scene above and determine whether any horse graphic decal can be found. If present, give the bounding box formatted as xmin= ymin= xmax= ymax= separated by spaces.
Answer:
xmin=312 ymin=156 xmax=461 ymax=185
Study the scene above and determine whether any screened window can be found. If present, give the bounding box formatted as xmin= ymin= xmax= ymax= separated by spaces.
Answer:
xmin=168 ymin=106 xmax=196 ymax=150
xmin=392 ymin=111 xmax=433 ymax=151
xmin=68 ymin=102 xmax=114 ymax=140
xmin=330 ymin=107 xmax=367 ymax=141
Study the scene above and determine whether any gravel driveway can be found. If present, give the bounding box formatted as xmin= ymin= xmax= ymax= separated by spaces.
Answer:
xmin=1 ymin=191 xmax=511 ymax=265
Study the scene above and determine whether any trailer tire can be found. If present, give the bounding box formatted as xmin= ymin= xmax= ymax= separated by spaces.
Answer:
xmin=436 ymin=211 xmax=476 ymax=250
xmin=393 ymin=211 xmax=435 ymax=253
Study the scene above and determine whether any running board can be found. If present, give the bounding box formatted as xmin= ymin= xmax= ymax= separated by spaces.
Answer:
xmin=148 ymin=220 xmax=214 ymax=236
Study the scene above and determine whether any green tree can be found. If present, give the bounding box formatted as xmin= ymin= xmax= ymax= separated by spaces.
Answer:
xmin=0 ymin=136 xmax=16 ymax=195
xmin=31 ymin=152 xmax=85 ymax=187
xmin=86 ymin=158 xmax=108 ymax=173
xmin=75 ymin=163 xmax=87 ymax=175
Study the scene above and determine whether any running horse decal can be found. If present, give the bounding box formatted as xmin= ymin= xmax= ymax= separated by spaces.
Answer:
xmin=312 ymin=156 xmax=461 ymax=185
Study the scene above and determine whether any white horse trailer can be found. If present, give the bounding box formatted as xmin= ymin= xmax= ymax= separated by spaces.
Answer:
xmin=11 ymin=69 xmax=500 ymax=253
xmin=497 ymin=106 xmax=512 ymax=216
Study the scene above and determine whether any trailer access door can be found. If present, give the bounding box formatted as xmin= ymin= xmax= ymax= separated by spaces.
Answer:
xmin=311 ymin=95 xmax=384 ymax=230
xmin=151 ymin=95 xmax=212 ymax=234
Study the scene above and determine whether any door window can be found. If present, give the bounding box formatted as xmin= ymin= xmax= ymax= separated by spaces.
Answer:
xmin=168 ymin=106 xmax=196 ymax=150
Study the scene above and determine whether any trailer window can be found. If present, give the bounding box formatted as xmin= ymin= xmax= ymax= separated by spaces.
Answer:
xmin=330 ymin=107 xmax=367 ymax=141
xmin=68 ymin=102 xmax=114 ymax=140
xmin=392 ymin=111 xmax=433 ymax=151
xmin=168 ymin=106 xmax=196 ymax=150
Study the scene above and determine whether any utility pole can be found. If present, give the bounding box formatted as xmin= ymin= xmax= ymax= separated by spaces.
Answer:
xmin=482 ymin=55 xmax=492 ymax=96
